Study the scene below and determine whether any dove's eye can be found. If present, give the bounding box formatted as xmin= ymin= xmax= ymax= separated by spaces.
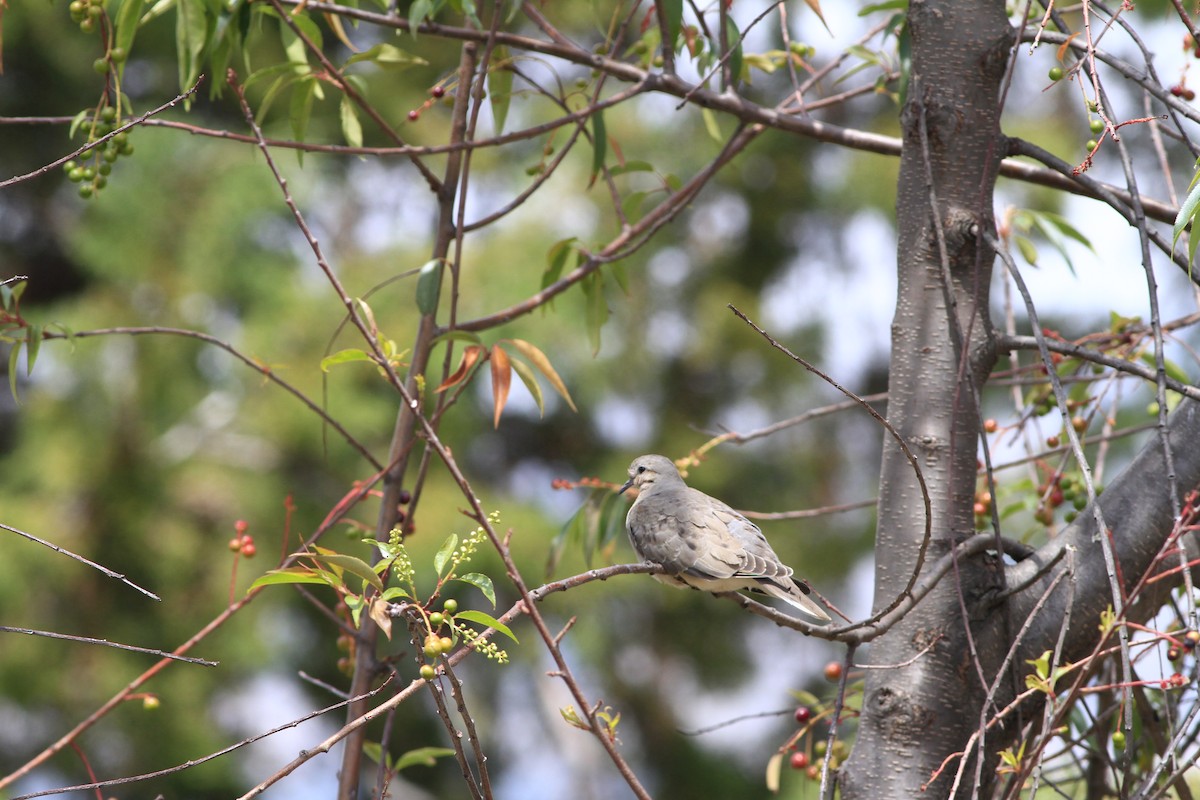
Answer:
xmin=637 ymin=466 xmax=647 ymax=474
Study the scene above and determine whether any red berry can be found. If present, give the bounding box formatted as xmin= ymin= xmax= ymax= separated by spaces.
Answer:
xmin=407 ymin=110 xmax=420 ymax=121
xmin=397 ymin=489 xmax=412 ymax=505
xmin=790 ymin=752 xmax=809 ymax=770
xmin=235 ymin=519 xmax=249 ymax=534
xmin=823 ymin=661 xmax=843 ymax=682
xmin=431 ymin=86 xmax=446 ymax=98
xmin=794 ymin=706 xmax=812 ymax=724
xmin=240 ymin=542 xmax=257 ymax=558
xmin=983 ymin=418 xmax=998 ymax=433
xmin=1171 ymin=85 xmax=1186 ymax=97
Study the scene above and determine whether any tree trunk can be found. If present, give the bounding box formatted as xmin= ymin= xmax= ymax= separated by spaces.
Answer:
xmin=840 ymin=3 xmax=1200 ymax=797
xmin=840 ymin=1 xmax=1015 ymax=795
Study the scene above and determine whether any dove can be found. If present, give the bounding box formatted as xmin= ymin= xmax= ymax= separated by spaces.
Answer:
xmin=620 ymin=454 xmax=831 ymax=622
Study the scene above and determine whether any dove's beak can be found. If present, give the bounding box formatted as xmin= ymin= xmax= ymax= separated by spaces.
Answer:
xmin=618 ymin=477 xmax=636 ymax=495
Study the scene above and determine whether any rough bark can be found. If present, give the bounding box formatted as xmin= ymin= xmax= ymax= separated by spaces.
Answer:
xmin=840 ymin=3 xmax=1200 ymax=798
xmin=839 ymin=0 xmax=1014 ymax=796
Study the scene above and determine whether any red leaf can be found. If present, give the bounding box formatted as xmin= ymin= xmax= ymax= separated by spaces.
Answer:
xmin=436 ymin=345 xmax=484 ymax=393
xmin=490 ymin=345 xmax=511 ymax=428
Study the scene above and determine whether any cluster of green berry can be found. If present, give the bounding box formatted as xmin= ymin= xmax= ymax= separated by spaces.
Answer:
xmin=68 ymin=0 xmax=108 ymax=34
xmin=62 ymin=106 xmax=133 ymax=199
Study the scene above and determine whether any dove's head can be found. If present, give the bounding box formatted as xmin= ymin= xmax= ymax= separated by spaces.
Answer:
xmin=619 ymin=454 xmax=684 ymax=496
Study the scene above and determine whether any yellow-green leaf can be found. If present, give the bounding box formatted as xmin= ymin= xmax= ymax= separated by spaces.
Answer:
xmin=504 ymin=338 xmax=577 ymax=412
xmin=508 ymin=357 xmax=544 ymax=416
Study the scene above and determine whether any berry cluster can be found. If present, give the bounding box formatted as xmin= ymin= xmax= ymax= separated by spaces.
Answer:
xmin=227 ymin=520 xmax=257 ymax=557
xmin=63 ymin=107 xmax=134 ymax=199
xmin=68 ymin=0 xmax=107 ymax=34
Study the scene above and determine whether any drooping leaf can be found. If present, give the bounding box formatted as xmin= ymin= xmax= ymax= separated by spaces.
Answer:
xmin=1172 ymin=157 xmax=1200 ymax=274
xmin=114 ymin=0 xmax=146 ymax=79
xmin=582 ymin=271 xmax=608 ymax=355
xmin=415 ymin=259 xmax=442 ymax=314
xmin=722 ymin=15 xmax=743 ymax=86
xmin=701 ymin=107 xmax=722 ymax=142
xmin=490 ymin=345 xmax=512 ymax=428
xmin=455 ymin=572 xmax=496 ymax=607
xmin=508 ymin=357 xmax=544 ymax=416
xmin=408 ymin=0 xmax=431 ymax=38
xmin=1014 ymin=235 xmax=1038 ymax=266
xmin=434 ymin=533 xmax=459 ymax=577
xmin=395 ymin=747 xmax=457 ymax=771
xmin=765 ymin=752 xmax=783 ymax=793
xmin=8 ymin=342 xmax=21 ymax=402
xmin=339 ymin=95 xmax=363 ymax=148
xmin=436 ymin=344 xmax=485 ymax=392
xmin=504 ymin=338 xmax=578 ymax=411
xmin=455 ymin=609 xmax=519 ymax=643
xmin=589 ymin=109 xmax=607 ymax=185
xmin=488 ymin=46 xmax=513 ymax=135
xmin=542 ymin=237 xmax=580 ymax=296
xmin=25 ymin=325 xmax=41 ymax=376
xmin=659 ymin=0 xmax=683 ymax=53
xmin=175 ymin=0 xmax=209 ymax=95
xmin=803 ymin=0 xmax=832 ymax=34
xmin=289 ymin=77 xmax=316 ymax=146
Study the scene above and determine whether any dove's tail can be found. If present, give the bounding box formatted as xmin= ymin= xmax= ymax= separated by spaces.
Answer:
xmin=761 ymin=580 xmax=832 ymax=623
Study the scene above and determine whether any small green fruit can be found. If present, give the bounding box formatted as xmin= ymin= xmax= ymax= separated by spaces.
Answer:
xmin=439 ymin=636 xmax=454 ymax=652
xmin=1089 ymin=118 xmax=1104 ymax=134
xmin=1112 ymin=730 xmax=1126 ymax=750
xmin=1048 ymin=66 xmax=1064 ymax=81
xmin=429 ymin=612 xmax=444 ymax=627
xmin=443 ymin=599 xmax=458 ymax=613
xmin=419 ymin=664 xmax=436 ymax=681
xmin=93 ymin=57 xmax=110 ymax=75
xmin=1085 ymin=139 xmax=1097 ymax=151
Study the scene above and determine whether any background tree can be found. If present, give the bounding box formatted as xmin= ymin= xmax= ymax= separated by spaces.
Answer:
xmin=3 ymin=0 xmax=1200 ymax=798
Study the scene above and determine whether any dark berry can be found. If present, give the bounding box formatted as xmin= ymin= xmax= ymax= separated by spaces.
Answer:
xmin=431 ymin=86 xmax=446 ymax=98
xmin=794 ymin=706 xmax=812 ymax=724
xmin=398 ymin=489 xmax=412 ymax=505
xmin=407 ymin=109 xmax=420 ymax=121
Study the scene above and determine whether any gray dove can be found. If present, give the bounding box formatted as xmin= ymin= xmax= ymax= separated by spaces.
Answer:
xmin=620 ymin=454 xmax=831 ymax=622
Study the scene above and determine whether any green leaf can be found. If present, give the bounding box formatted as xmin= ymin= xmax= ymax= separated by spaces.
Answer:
xmin=455 ymin=609 xmax=519 ymax=643
xmin=1172 ymin=156 xmax=1200 ymax=270
xmin=582 ymin=271 xmax=608 ymax=356
xmin=1138 ymin=352 xmax=1193 ymax=387
xmin=608 ymin=161 xmax=655 ymax=176
xmin=310 ymin=552 xmax=385 ymax=592
xmin=1036 ymin=210 xmax=1095 ymax=251
xmin=434 ymin=533 xmax=458 ymax=576
xmin=340 ymin=95 xmax=363 ymax=148
xmin=290 ymin=77 xmax=316 ymax=147
xmin=542 ymin=237 xmax=579 ymax=294
xmin=395 ymin=747 xmax=457 ymax=771
xmin=320 ymin=348 xmax=372 ymax=371
xmin=722 ymin=15 xmax=742 ymax=85
xmin=659 ymin=0 xmax=683 ymax=53
xmin=455 ymin=572 xmax=496 ymax=607
xmin=1015 ymin=235 xmax=1038 ymax=266
xmin=345 ymin=42 xmax=427 ymax=70
xmin=508 ymin=357 xmax=544 ymax=416
xmin=113 ymin=0 xmax=146 ymax=78
xmin=175 ymin=0 xmax=209 ymax=96
xmin=590 ymin=109 xmax=607 ymax=184
xmin=248 ymin=567 xmax=334 ymax=590
xmin=488 ymin=46 xmax=513 ymax=135
xmin=281 ymin=11 xmax=323 ymax=72
xmin=415 ymin=259 xmax=442 ymax=315
xmin=361 ymin=741 xmax=391 ymax=769
xmin=25 ymin=325 xmax=41 ymax=376
xmin=8 ymin=342 xmax=22 ymax=402
xmin=408 ymin=0 xmax=431 ymax=37
xmin=701 ymin=107 xmax=722 ymax=142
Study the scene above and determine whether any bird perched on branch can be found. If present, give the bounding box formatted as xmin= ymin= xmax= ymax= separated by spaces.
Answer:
xmin=620 ymin=454 xmax=831 ymax=623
